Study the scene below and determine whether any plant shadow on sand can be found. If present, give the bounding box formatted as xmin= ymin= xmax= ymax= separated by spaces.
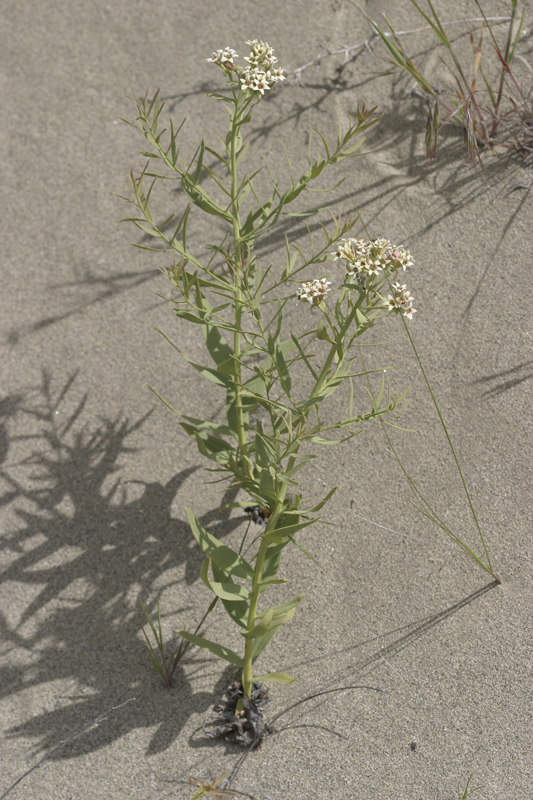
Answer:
xmin=1 ymin=369 xmax=500 ymax=770
xmin=0 ymin=370 xmax=242 ymax=759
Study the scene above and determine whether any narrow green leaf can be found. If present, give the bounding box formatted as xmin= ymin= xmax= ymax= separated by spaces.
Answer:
xmin=241 ymin=609 xmax=274 ymax=639
xmin=211 ymin=561 xmax=249 ymax=629
xmin=156 ymin=329 xmax=230 ymax=387
xmin=275 ymin=343 xmax=292 ymax=395
xmin=192 ymin=429 xmax=236 ymax=463
xmin=260 ymin=539 xmax=290 ymax=586
xmin=253 ymin=671 xmax=296 ymax=684
xmin=186 ymin=508 xmax=254 ymax=579
xmin=317 ymin=317 xmax=334 ymax=342
xmin=176 ymin=630 xmax=244 ymax=667
xmin=306 ymin=435 xmax=343 ymax=445
xmin=216 ymin=356 xmax=238 ymax=375
xmin=200 ymin=557 xmax=251 ymax=601
xmin=204 ymin=323 xmax=233 ymax=367
xmin=256 ymin=595 xmax=304 ymax=619
xmin=308 ymin=485 xmax=340 ymax=512
xmin=262 ymin=517 xmax=318 ymax=543
xmin=178 ymin=414 xmax=234 ymax=438
xmin=252 ymin=607 xmax=296 ymax=657
xmin=254 ymin=423 xmax=273 ymax=469
xmin=371 ymin=21 xmax=406 ymax=66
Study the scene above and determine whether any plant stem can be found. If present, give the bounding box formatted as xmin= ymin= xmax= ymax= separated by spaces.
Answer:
xmin=230 ymin=87 xmax=252 ymax=478
xmin=312 ymin=293 xmax=365 ymax=398
xmin=242 ymin=489 xmax=288 ymax=698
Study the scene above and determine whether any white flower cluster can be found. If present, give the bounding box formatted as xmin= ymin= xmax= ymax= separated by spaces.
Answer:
xmin=333 ymin=237 xmax=413 ymax=278
xmin=386 ymin=282 xmax=416 ymax=319
xmin=333 ymin=237 xmax=416 ymax=319
xmin=206 ymin=40 xmax=285 ymax=95
xmin=296 ymin=278 xmax=331 ymax=305
xmin=240 ymin=39 xmax=285 ymax=94
xmin=207 ymin=48 xmax=238 ymax=68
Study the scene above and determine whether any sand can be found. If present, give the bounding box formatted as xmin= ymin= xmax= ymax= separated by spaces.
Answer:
xmin=1 ymin=1 xmax=532 ymax=798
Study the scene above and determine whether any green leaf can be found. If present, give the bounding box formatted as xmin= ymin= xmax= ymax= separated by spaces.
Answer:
xmin=275 ymin=343 xmax=292 ymax=395
xmin=316 ymin=317 xmax=333 ymax=342
xmin=206 ymin=92 xmax=234 ymax=104
xmin=192 ymin=429 xmax=236 ymax=464
xmin=217 ymin=356 xmax=238 ymax=375
xmin=211 ymin=561 xmax=249 ymax=629
xmin=242 ymin=371 xmax=267 ymax=397
xmin=296 ymin=394 xmax=327 ymax=411
xmin=181 ymin=173 xmax=232 ymax=222
xmin=260 ymin=539 xmax=289 ymax=586
xmin=355 ymin=308 xmax=373 ymax=332
xmin=178 ymin=414 xmax=234 ymax=438
xmin=254 ymin=423 xmax=274 ymax=469
xmin=258 ymin=467 xmax=279 ymax=501
xmin=204 ymin=322 xmax=233 ymax=367
xmin=176 ymin=630 xmax=244 ymax=666
xmin=240 ymin=609 xmax=274 ymax=639
xmin=252 ymin=606 xmax=296 ymax=657
xmin=371 ymin=21 xmax=406 ymax=66
xmin=308 ymin=485 xmax=340 ymax=512
xmin=262 ymin=517 xmax=318 ymax=542
xmin=253 ymin=671 xmax=295 ymax=684
xmin=256 ymin=595 xmax=304 ymax=619
xmin=306 ymin=435 xmax=343 ymax=445
xmin=200 ymin=557 xmax=251 ymax=601
xmin=186 ymin=508 xmax=254 ymax=579
xmin=156 ymin=329 xmax=230 ymax=387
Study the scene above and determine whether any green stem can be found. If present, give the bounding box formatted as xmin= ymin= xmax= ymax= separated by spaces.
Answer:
xmin=230 ymin=88 xmax=252 ymax=478
xmin=312 ymin=294 xmax=365 ymax=398
xmin=241 ymin=479 xmax=291 ymax=698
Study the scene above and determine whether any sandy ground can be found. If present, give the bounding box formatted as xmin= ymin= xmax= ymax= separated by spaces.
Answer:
xmin=1 ymin=1 xmax=532 ymax=798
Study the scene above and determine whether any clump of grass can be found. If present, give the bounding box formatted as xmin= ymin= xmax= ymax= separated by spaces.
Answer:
xmin=140 ymin=594 xmax=217 ymax=689
xmin=185 ymin=770 xmax=237 ymax=800
xmin=364 ymin=0 xmax=532 ymax=165
xmin=458 ymin=772 xmax=484 ymax=799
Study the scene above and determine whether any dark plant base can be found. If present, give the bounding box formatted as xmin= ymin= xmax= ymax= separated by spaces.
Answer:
xmin=202 ymin=681 xmax=269 ymax=749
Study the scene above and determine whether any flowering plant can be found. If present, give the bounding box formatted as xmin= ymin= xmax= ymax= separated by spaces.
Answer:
xmin=122 ymin=39 xmax=497 ymax=742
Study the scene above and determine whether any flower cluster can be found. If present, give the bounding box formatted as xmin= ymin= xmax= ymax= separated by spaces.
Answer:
xmin=386 ymin=282 xmax=416 ymax=319
xmin=207 ymin=48 xmax=238 ymax=69
xmin=296 ymin=278 xmax=331 ymax=305
xmin=207 ymin=40 xmax=285 ymax=95
xmin=332 ymin=237 xmax=416 ymax=319
xmin=333 ymin=237 xmax=414 ymax=278
xmin=240 ymin=39 xmax=285 ymax=94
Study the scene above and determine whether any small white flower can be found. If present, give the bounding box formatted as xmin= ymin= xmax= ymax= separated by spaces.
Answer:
xmin=296 ymin=277 xmax=331 ymax=305
xmin=252 ymin=71 xmax=270 ymax=94
xmin=270 ymin=67 xmax=286 ymax=82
